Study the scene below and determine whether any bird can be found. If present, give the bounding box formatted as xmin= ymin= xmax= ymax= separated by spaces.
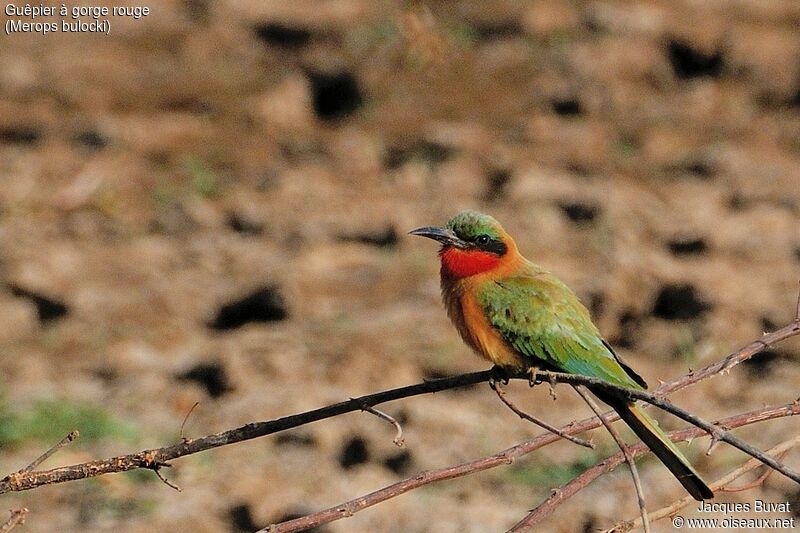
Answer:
xmin=410 ymin=210 xmax=713 ymax=501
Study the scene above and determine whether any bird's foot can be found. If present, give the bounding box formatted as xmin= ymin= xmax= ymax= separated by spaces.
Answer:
xmin=526 ymin=366 xmax=542 ymax=388
xmin=547 ymin=373 xmax=558 ymax=400
xmin=489 ymin=365 xmax=511 ymax=389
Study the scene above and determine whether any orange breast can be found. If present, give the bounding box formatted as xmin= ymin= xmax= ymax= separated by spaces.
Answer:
xmin=455 ymin=288 xmax=527 ymax=370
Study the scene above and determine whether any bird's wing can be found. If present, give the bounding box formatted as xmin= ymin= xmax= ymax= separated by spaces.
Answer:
xmin=477 ymin=271 xmax=646 ymax=390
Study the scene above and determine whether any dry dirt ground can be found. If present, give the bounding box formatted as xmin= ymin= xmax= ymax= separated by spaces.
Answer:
xmin=1 ymin=1 xmax=799 ymax=532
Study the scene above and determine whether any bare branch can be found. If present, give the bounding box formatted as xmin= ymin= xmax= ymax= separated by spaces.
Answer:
xmin=717 ymin=448 xmax=791 ymax=493
xmin=796 ymin=280 xmax=800 ymax=322
xmin=152 ymin=466 xmax=181 ymax=492
xmin=491 ymin=381 xmax=594 ymax=449
xmin=1 ymin=306 xmax=797 ymax=531
xmin=179 ymin=402 xmax=200 ymax=441
xmin=510 ymin=404 xmax=800 ymax=532
xmin=22 ymin=431 xmax=79 ymax=472
xmin=525 ymin=369 xmax=800 ymax=485
xmin=573 ymin=386 xmax=650 ymax=533
xmin=656 ymin=312 xmax=800 ymax=394
xmin=0 ymin=371 xmax=493 ymax=494
xmin=0 ymin=509 xmax=28 ymax=533
xmin=607 ymin=435 xmax=800 ymax=532
xmin=264 ymin=402 xmax=800 ymax=533
xmin=362 ymin=406 xmax=404 ymax=447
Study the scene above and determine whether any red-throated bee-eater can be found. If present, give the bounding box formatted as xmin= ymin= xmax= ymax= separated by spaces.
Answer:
xmin=411 ymin=210 xmax=713 ymax=500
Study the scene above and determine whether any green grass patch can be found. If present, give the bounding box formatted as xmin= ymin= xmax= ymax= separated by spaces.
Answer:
xmin=0 ymin=399 xmax=137 ymax=449
xmin=499 ymin=452 xmax=603 ymax=488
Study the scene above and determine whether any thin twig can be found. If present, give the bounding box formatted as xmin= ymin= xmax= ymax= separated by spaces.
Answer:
xmin=511 ymin=407 xmax=800 ymax=532
xmin=573 ymin=386 xmax=650 ymax=533
xmin=717 ymin=448 xmax=791 ymax=493
xmin=179 ymin=402 xmax=200 ymax=441
xmin=491 ymin=381 xmax=594 ymax=449
xmin=263 ymin=402 xmax=800 ymax=533
xmin=0 ymin=509 xmax=28 ymax=533
xmin=0 ymin=371 xmax=492 ymax=494
xmin=607 ymin=435 xmax=800 ymax=532
xmin=23 ymin=431 xmax=79 ymax=472
xmin=362 ymin=406 xmax=404 ymax=447
xmin=530 ymin=369 xmax=800 ymax=485
xmin=2 ymin=315 xmax=797 ymax=496
xmin=152 ymin=467 xmax=181 ymax=492
xmin=795 ymin=280 xmax=800 ymax=321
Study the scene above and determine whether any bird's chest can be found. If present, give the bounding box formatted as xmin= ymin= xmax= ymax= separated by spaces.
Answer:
xmin=443 ymin=284 xmax=527 ymax=370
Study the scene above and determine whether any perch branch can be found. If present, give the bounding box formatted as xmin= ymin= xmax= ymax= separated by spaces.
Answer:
xmin=606 ymin=435 xmax=800 ymax=533
xmin=574 ymin=386 xmax=650 ymax=533
xmin=266 ymin=402 xmax=800 ymax=533
xmin=0 ymin=303 xmax=797 ymax=526
xmin=529 ymin=370 xmax=800 ymax=484
xmin=510 ymin=405 xmax=800 ymax=532
xmin=362 ymin=406 xmax=404 ymax=447
xmin=0 ymin=509 xmax=28 ymax=533
xmin=491 ymin=381 xmax=594 ymax=449
xmin=23 ymin=431 xmax=79 ymax=472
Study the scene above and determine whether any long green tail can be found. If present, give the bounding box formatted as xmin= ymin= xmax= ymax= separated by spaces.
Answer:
xmin=607 ymin=399 xmax=714 ymax=500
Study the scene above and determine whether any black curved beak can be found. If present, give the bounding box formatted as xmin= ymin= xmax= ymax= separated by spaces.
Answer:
xmin=409 ymin=226 xmax=462 ymax=247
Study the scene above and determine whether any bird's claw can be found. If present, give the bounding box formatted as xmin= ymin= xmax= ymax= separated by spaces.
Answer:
xmin=527 ymin=366 xmax=542 ymax=388
xmin=489 ymin=365 xmax=511 ymax=389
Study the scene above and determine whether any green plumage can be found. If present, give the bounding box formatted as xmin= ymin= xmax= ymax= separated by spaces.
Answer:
xmin=478 ymin=265 xmax=644 ymax=388
xmin=478 ymin=260 xmax=712 ymax=501
xmin=413 ymin=210 xmax=713 ymax=500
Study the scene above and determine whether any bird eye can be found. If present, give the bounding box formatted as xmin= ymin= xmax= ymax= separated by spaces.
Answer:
xmin=476 ymin=234 xmax=490 ymax=245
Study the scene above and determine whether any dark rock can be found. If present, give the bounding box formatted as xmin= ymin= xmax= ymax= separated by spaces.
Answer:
xmin=160 ymin=96 xmax=213 ymax=114
xmin=73 ymin=130 xmax=107 ymax=150
xmin=209 ymin=286 xmax=288 ymax=330
xmin=667 ymin=238 xmax=707 ymax=255
xmin=0 ymin=127 xmax=41 ymax=145
xmin=667 ymin=40 xmax=724 ymax=79
xmin=588 ymin=291 xmax=605 ymax=318
xmin=483 ymin=168 xmax=512 ymax=201
xmin=558 ymin=202 xmax=599 ymax=224
xmin=254 ymin=23 xmax=312 ymax=48
xmin=473 ymin=20 xmax=523 ymax=40
xmin=552 ymin=98 xmax=583 ymax=116
xmin=741 ymin=349 xmax=788 ymax=378
xmin=229 ymin=504 xmax=259 ymax=532
xmin=383 ymin=450 xmax=413 ymax=474
xmin=339 ymin=436 xmax=369 ymax=469
xmin=177 ymin=362 xmax=232 ymax=398
xmin=8 ymin=285 xmax=68 ymax=322
xmin=307 ymin=71 xmax=363 ymax=121
xmin=338 ymin=225 xmax=397 ymax=248
xmin=227 ymin=213 xmax=264 ymax=236
xmin=652 ymin=284 xmax=711 ymax=320
xmin=613 ymin=311 xmax=641 ymax=349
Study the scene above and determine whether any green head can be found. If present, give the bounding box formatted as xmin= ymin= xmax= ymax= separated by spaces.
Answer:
xmin=410 ymin=211 xmax=516 ymax=278
xmin=445 ymin=211 xmax=505 ymax=247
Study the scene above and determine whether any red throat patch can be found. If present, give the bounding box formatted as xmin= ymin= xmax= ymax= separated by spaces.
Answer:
xmin=439 ymin=248 xmax=502 ymax=278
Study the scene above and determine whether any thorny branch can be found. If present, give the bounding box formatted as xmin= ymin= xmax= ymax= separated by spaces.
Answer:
xmin=491 ymin=380 xmax=594 ymax=449
xmin=0 ymin=509 xmax=28 ymax=533
xmin=1 ymin=292 xmax=798 ymax=532
xmin=605 ymin=435 xmax=800 ymax=533
xmin=573 ymin=386 xmax=650 ymax=533
xmin=267 ymin=402 xmax=800 ymax=533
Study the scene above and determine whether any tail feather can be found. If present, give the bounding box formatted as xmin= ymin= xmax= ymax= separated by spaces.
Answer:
xmin=607 ymin=399 xmax=714 ymax=501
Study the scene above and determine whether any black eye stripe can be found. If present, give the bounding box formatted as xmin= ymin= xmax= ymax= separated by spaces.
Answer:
xmin=469 ymin=234 xmax=506 ymax=256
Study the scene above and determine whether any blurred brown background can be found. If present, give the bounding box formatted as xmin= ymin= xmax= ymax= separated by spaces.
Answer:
xmin=1 ymin=1 xmax=799 ymax=531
